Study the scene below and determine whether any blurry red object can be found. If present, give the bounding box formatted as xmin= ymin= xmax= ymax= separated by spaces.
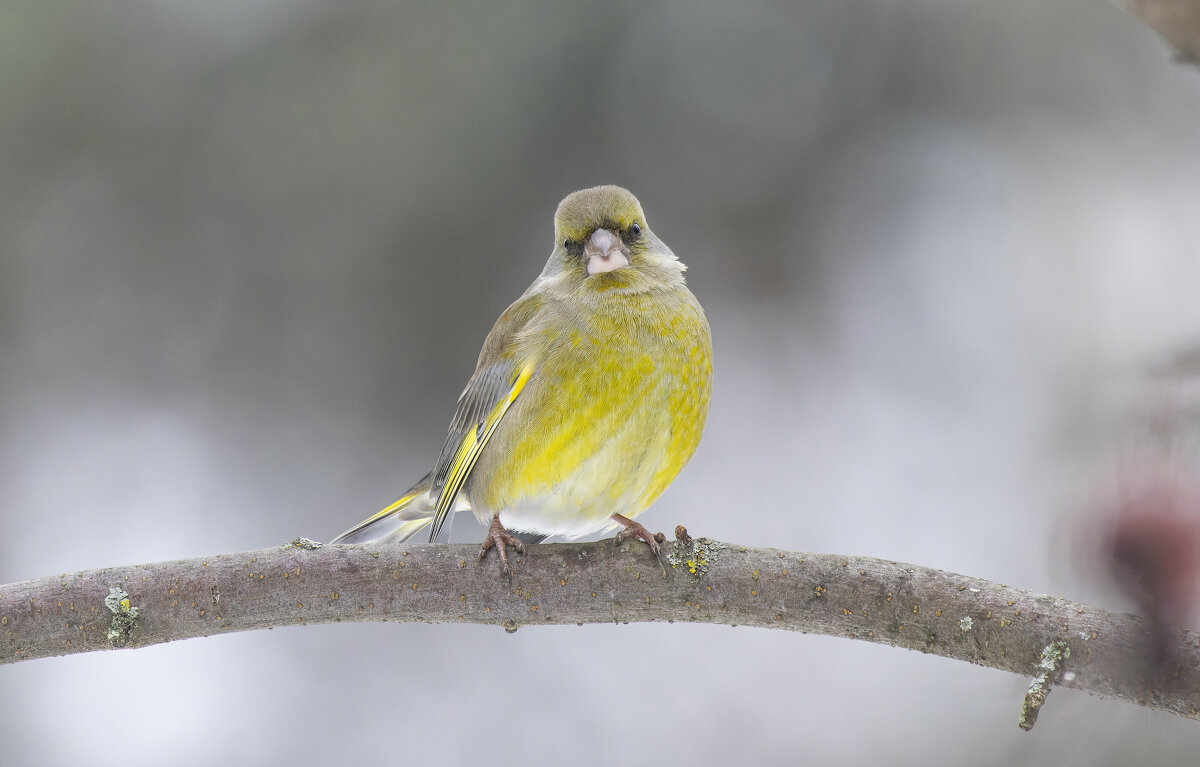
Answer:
xmin=1103 ymin=478 xmax=1200 ymax=666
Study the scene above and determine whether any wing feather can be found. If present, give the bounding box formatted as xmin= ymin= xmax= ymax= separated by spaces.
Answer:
xmin=428 ymin=360 xmax=535 ymax=540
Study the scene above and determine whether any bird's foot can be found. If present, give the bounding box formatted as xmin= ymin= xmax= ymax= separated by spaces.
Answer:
xmin=479 ymin=515 xmax=525 ymax=580
xmin=612 ymin=513 xmax=668 ymax=575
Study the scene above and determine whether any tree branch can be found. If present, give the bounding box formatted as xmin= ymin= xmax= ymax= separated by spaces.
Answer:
xmin=3 ymin=532 xmax=1198 ymax=727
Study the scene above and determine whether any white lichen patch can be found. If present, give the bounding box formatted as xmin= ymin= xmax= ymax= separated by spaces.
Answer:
xmin=285 ymin=537 xmax=323 ymax=550
xmin=105 ymin=587 xmax=140 ymax=647
xmin=666 ymin=538 xmax=727 ymax=577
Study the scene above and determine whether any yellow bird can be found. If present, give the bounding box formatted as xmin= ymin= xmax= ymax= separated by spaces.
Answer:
xmin=332 ymin=185 xmax=713 ymax=575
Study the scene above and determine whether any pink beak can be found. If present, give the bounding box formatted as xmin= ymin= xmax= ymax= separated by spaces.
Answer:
xmin=584 ymin=228 xmax=630 ymax=275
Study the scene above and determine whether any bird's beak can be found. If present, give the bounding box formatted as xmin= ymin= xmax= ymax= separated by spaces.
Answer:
xmin=584 ymin=228 xmax=630 ymax=275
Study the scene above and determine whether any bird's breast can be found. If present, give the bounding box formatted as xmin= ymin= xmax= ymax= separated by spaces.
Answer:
xmin=468 ymin=288 xmax=712 ymax=536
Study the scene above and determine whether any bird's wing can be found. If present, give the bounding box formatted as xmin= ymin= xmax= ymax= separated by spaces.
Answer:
xmin=425 ymin=290 xmax=551 ymax=542
xmin=428 ymin=358 xmax=536 ymax=541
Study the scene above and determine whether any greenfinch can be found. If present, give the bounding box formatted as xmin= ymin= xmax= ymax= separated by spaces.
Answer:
xmin=332 ymin=186 xmax=713 ymax=575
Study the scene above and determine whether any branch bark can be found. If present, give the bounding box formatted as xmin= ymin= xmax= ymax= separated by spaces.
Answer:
xmin=3 ymin=533 xmax=1199 ymax=727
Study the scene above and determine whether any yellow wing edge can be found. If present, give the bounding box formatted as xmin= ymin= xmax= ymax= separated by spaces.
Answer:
xmin=430 ymin=360 xmax=535 ymax=539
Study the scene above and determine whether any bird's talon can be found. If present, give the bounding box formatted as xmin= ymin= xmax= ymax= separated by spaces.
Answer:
xmin=611 ymin=513 xmax=665 ymax=560
xmin=479 ymin=516 xmax=525 ymax=578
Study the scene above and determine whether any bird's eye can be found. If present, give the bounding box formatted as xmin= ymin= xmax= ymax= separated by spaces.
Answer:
xmin=563 ymin=238 xmax=571 ymax=249
xmin=630 ymin=222 xmax=642 ymax=237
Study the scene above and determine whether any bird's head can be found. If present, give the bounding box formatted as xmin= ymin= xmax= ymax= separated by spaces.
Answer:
xmin=539 ymin=185 xmax=686 ymax=296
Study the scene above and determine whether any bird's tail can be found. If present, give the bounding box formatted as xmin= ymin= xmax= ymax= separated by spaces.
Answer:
xmin=330 ymin=471 xmax=450 ymax=544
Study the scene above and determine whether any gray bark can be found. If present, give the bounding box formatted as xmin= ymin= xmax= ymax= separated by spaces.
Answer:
xmin=2 ymin=533 xmax=1198 ymax=728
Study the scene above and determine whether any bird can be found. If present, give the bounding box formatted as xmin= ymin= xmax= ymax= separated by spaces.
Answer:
xmin=331 ymin=185 xmax=713 ymax=576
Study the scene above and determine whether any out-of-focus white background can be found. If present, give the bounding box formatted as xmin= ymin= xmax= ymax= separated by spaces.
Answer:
xmin=4 ymin=1 xmax=1200 ymax=764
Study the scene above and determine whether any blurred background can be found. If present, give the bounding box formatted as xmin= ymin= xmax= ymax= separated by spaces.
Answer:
xmin=4 ymin=0 xmax=1200 ymax=764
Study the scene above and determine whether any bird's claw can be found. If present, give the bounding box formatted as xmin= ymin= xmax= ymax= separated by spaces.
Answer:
xmin=612 ymin=513 xmax=668 ymax=576
xmin=479 ymin=516 xmax=525 ymax=580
